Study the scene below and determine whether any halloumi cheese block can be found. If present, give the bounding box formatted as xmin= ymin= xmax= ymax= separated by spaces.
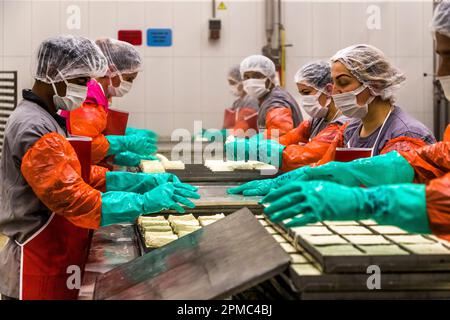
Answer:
xmin=199 ymin=219 xmax=217 ymax=227
xmin=168 ymin=214 xmax=196 ymax=222
xmin=177 ymin=229 xmax=200 ymax=237
xmin=145 ymin=234 xmax=178 ymax=248
xmin=144 ymin=231 xmax=175 ymax=237
xmin=140 ymin=220 xmax=170 ymax=227
xmin=138 ymin=215 xmax=166 ymax=224
xmin=173 ymin=224 xmax=202 ymax=234
xmin=140 ymin=160 xmax=166 ymax=173
xmin=171 ymin=219 xmax=200 ymax=228
xmin=156 ymin=153 xmax=185 ymax=170
xmin=142 ymin=225 xmax=173 ymax=232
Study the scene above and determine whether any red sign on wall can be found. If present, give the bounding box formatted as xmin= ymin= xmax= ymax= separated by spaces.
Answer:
xmin=118 ymin=30 xmax=142 ymax=46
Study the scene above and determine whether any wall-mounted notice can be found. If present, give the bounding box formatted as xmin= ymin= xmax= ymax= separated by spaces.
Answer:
xmin=118 ymin=30 xmax=142 ymax=46
xmin=147 ymin=29 xmax=172 ymax=47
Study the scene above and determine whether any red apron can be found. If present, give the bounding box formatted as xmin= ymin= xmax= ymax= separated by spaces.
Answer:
xmin=19 ymin=213 xmax=91 ymax=300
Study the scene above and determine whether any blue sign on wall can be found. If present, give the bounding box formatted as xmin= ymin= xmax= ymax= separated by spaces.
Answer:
xmin=147 ymin=29 xmax=172 ymax=47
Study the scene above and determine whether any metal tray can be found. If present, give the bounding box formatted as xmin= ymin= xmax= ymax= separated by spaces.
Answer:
xmin=267 ymin=218 xmax=450 ymax=273
xmin=166 ymin=164 xmax=279 ymax=183
xmin=94 ymin=208 xmax=290 ymax=300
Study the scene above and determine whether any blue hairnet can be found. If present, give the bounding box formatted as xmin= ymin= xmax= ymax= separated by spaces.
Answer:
xmin=431 ymin=1 xmax=450 ymax=38
xmin=34 ymin=35 xmax=107 ymax=83
xmin=294 ymin=60 xmax=331 ymax=91
xmin=240 ymin=55 xmax=277 ymax=82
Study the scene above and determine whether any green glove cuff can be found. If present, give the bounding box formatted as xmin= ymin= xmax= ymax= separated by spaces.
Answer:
xmin=101 ymin=191 xmax=144 ymax=226
xmin=366 ymin=184 xmax=431 ymax=234
xmin=113 ymin=151 xmax=158 ymax=167
xmin=126 ymin=126 xmax=158 ymax=141
xmin=303 ymin=151 xmax=415 ymax=187
xmin=106 ymin=135 xmax=128 ymax=156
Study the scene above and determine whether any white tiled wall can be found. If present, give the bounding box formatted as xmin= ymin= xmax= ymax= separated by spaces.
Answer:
xmin=1 ymin=0 xmax=436 ymax=135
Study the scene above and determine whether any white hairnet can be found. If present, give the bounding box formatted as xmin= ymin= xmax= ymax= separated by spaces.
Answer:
xmin=331 ymin=44 xmax=406 ymax=102
xmin=96 ymin=38 xmax=143 ymax=77
xmin=431 ymin=1 xmax=450 ymax=38
xmin=34 ymin=35 xmax=107 ymax=84
xmin=240 ymin=55 xmax=277 ymax=82
xmin=228 ymin=64 xmax=242 ymax=82
xmin=294 ymin=60 xmax=331 ymax=91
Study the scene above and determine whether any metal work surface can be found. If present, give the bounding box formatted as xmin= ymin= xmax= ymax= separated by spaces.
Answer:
xmin=193 ymin=184 xmax=263 ymax=206
xmin=78 ymin=224 xmax=139 ymax=300
xmin=166 ymin=164 xmax=279 ymax=183
xmin=93 ymin=208 xmax=290 ymax=300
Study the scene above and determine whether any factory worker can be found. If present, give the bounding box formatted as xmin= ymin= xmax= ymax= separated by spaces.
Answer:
xmin=0 ymin=35 xmax=199 ymax=300
xmin=332 ymin=44 xmax=436 ymax=155
xmin=228 ymin=61 xmax=351 ymax=196
xmin=260 ymin=5 xmax=450 ymax=240
xmin=224 ymin=55 xmax=303 ymax=162
xmin=69 ymin=38 xmax=158 ymax=167
xmin=239 ymin=55 xmax=302 ymax=137
xmin=203 ymin=64 xmax=260 ymax=141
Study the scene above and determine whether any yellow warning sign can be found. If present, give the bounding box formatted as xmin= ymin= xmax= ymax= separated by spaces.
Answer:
xmin=217 ymin=2 xmax=227 ymax=10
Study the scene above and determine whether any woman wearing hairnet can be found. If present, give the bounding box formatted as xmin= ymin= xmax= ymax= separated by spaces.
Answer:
xmin=68 ymin=38 xmax=158 ymax=167
xmin=332 ymin=44 xmax=435 ymax=155
xmin=224 ymin=64 xmax=260 ymax=134
xmin=260 ymin=3 xmax=450 ymax=241
xmin=0 ymin=35 xmax=199 ymax=300
xmin=224 ymin=55 xmax=303 ymax=164
xmin=202 ymin=64 xmax=260 ymax=141
xmin=228 ymin=61 xmax=350 ymax=196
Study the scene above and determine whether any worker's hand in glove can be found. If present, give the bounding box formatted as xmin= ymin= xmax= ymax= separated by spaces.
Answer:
xmin=106 ymin=171 xmax=190 ymax=194
xmin=225 ymin=137 xmax=250 ymax=161
xmin=227 ymin=179 xmax=276 ymax=196
xmin=113 ymin=151 xmax=158 ymax=167
xmin=202 ymin=129 xmax=228 ymax=142
xmin=106 ymin=135 xmax=157 ymax=157
xmin=261 ymin=180 xmax=431 ymax=234
xmin=101 ymin=182 xmax=201 ymax=226
xmin=227 ymin=166 xmax=308 ymax=196
xmin=300 ymin=151 xmax=415 ymax=187
xmin=251 ymin=138 xmax=285 ymax=168
xmin=125 ymin=126 xmax=158 ymax=143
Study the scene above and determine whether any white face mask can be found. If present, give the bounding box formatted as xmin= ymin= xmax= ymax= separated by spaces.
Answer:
xmin=332 ymin=84 xmax=374 ymax=119
xmin=229 ymin=84 xmax=241 ymax=97
xmin=243 ymin=78 xmax=269 ymax=99
xmin=107 ymin=74 xmax=133 ymax=97
xmin=438 ymin=75 xmax=450 ymax=101
xmin=51 ymin=76 xmax=88 ymax=111
xmin=299 ymin=90 xmax=330 ymax=119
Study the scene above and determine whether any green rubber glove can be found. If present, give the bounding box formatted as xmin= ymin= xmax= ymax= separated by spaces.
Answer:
xmin=253 ymin=138 xmax=285 ymax=167
xmin=106 ymin=135 xmax=157 ymax=157
xmin=101 ymin=182 xmax=201 ymax=226
xmin=225 ymin=138 xmax=250 ymax=161
xmin=113 ymin=151 xmax=158 ymax=167
xmin=261 ymin=180 xmax=431 ymax=234
xmin=125 ymin=126 xmax=158 ymax=142
xmin=301 ymin=151 xmax=415 ymax=187
xmin=227 ymin=166 xmax=308 ymax=196
xmin=106 ymin=171 xmax=193 ymax=194
xmin=203 ymin=129 xmax=228 ymax=142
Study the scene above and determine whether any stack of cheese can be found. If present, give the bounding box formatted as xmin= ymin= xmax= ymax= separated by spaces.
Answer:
xmin=197 ymin=213 xmax=226 ymax=227
xmin=204 ymin=160 xmax=277 ymax=172
xmin=138 ymin=215 xmax=178 ymax=248
xmin=140 ymin=160 xmax=166 ymax=173
xmin=155 ymin=154 xmax=185 ymax=170
xmin=168 ymin=214 xmax=202 ymax=238
xmin=137 ymin=213 xmax=227 ymax=248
